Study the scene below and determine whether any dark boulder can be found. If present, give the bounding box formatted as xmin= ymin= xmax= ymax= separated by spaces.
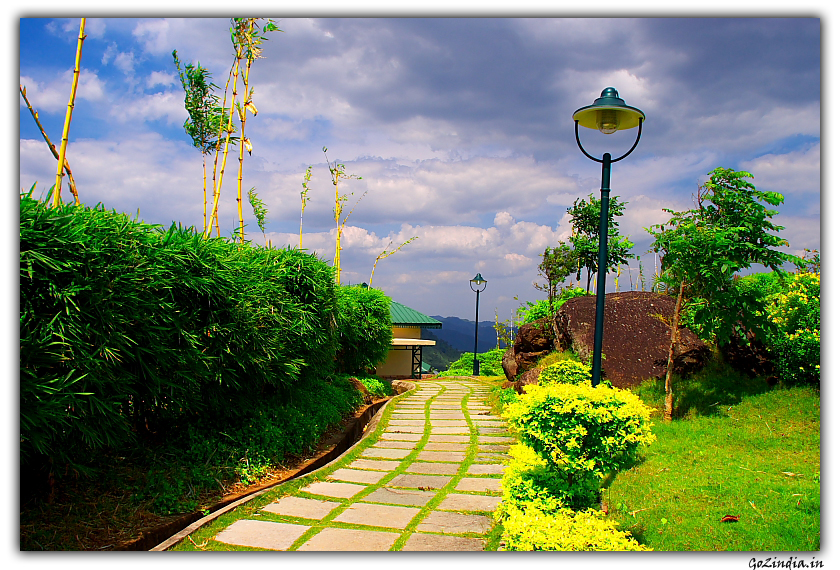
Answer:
xmin=554 ymin=291 xmax=710 ymax=389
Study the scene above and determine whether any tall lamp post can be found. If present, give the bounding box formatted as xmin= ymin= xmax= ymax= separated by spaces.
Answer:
xmin=469 ymin=273 xmax=487 ymax=376
xmin=573 ymin=87 xmax=645 ymax=387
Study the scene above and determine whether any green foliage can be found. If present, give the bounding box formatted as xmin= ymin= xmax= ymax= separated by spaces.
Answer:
xmin=534 ymin=242 xmax=577 ymax=303
xmin=518 ymin=287 xmax=590 ymax=324
xmin=568 ymin=194 xmax=634 ymax=292
xmin=647 ymin=168 xmax=803 ymax=344
xmin=765 ymin=272 xmax=820 ymax=384
xmin=495 ymin=443 xmax=648 ymax=551
xmin=503 ymin=383 xmax=656 ymax=508
xmin=19 ymin=195 xmax=341 ymax=469
xmin=247 ymin=186 xmax=268 ymax=236
xmin=538 ymin=360 xmax=591 ymax=386
xmin=172 ymin=50 xmax=230 ymax=154
xmin=439 ymin=348 xmax=507 ymax=377
xmin=346 ymin=373 xmax=394 ymax=398
xmin=335 ymin=285 xmax=393 ymax=374
xmin=136 ymin=374 xmax=364 ymax=514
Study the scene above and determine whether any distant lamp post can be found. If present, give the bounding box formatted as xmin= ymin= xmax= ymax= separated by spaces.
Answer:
xmin=573 ymin=87 xmax=645 ymax=387
xmin=469 ymin=273 xmax=487 ymax=376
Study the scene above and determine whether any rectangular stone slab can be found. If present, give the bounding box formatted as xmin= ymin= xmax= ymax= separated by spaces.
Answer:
xmin=387 ymin=473 xmax=452 ymax=489
xmin=262 ymin=496 xmax=340 ymax=520
xmin=380 ymin=432 xmax=423 ymax=441
xmin=401 ymin=533 xmax=485 ymax=551
xmin=454 ymin=478 xmax=502 ymax=493
xmin=333 ymin=502 xmax=421 ymax=529
xmin=362 ymin=447 xmax=412 ymax=459
xmin=437 ymin=493 xmax=502 ymax=512
xmin=346 ymin=458 xmax=400 ymax=471
xmin=404 ymin=462 xmax=460 ymax=475
xmin=423 ymin=442 xmax=469 ymax=452
xmin=328 ymin=468 xmax=390 ymax=485
xmin=373 ymin=440 xmax=418 ymax=449
xmin=300 ymin=481 xmax=368 ymax=499
xmin=296 ymin=527 xmax=399 ymax=551
xmin=427 ymin=434 xmax=470 ymax=443
xmin=415 ymin=511 xmax=493 ymax=535
xmin=416 ymin=450 xmax=466 ymax=462
xmin=362 ymin=487 xmax=437 ymax=507
xmin=430 ymin=427 xmax=470 ymax=434
xmin=214 ymin=519 xmax=309 ymax=551
xmin=466 ymin=463 xmax=506 ymax=475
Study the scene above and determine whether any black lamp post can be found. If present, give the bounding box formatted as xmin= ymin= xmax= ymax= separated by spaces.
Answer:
xmin=469 ymin=273 xmax=487 ymax=376
xmin=573 ymin=87 xmax=645 ymax=387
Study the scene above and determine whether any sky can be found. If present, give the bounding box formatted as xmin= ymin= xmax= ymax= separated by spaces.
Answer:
xmin=17 ymin=14 xmax=821 ymax=322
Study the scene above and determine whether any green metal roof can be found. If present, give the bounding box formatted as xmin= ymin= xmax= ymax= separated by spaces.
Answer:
xmin=390 ymin=301 xmax=442 ymax=329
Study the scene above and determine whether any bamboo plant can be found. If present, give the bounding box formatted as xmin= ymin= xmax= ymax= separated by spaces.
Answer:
xmin=299 ymin=166 xmax=313 ymax=249
xmin=20 ymin=85 xmax=79 ymax=204
xmin=369 ymin=236 xmax=418 ymax=286
xmin=323 ymin=147 xmax=363 ymax=284
xmin=53 ymin=18 xmax=86 ymax=208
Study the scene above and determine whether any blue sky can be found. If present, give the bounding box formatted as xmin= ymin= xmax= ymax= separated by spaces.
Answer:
xmin=18 ymin=14 xmax=821 ymax=321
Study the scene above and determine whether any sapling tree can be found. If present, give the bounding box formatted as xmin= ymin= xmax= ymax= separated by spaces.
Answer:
xmin=647 ymin=168 xmax=803 ymax=421
xmin=534 ymin=242 xmax=577 ymax=348
xmin=567 ymin=194 xmax=634 ymax=292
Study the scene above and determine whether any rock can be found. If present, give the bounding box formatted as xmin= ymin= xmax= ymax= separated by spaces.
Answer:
xmin=554 ymin=291 xmax=710 ymax=389
xmin=501 ymin=319 xmax=556 ymax=381
xmin=721 ymin=330 xmax=776 ymax=380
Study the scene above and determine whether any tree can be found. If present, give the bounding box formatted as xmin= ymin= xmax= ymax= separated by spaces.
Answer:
xmin=567 ymin=194 xmax=634 ymax=292
xmin=534 ymin=242 xmax=577 ymax=348
xmin=647 ymin=168 xmax=803 ymax=421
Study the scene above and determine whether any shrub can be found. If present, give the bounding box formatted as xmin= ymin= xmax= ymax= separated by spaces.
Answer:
xmin=503 ymin=383 xmax=655 ymax=507
xmin=538 ymin=360 xmax=591 ymax=386
xmin=335 ymin=285 xmax=393 ymax=373
xmin=765 ymin=272 xmax=820 ymax=384
xmin=518 ymin=287 xmax=591 ymax=324
xmin=439 ymin=348 xmax=506 ymax=377
xmin=495 ymin=443 xmax=648 ymax=551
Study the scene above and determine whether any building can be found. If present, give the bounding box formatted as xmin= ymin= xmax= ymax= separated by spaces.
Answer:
xmin=375 ymin=301 xmax=441 ymax=379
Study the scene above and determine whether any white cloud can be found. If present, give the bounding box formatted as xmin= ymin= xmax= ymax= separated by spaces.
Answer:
xmin=741 ymin=143 xmax=820 ymax=195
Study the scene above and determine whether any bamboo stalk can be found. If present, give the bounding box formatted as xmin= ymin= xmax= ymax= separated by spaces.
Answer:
xmin=237 ymin=65 xmax=253 ymax=244
xmin=53 ymin=18 xmax=86 ymax=207
xmin=205 ymin=55 xmax=241 ymax=239
xmin=20 ymin=85 xmax=79 ymax=204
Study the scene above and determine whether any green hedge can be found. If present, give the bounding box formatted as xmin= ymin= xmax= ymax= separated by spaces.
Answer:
xmin=20 ymin=195 xmax=353 ymax=467
xmin=335 ymin=285 xmax=393 ymax=373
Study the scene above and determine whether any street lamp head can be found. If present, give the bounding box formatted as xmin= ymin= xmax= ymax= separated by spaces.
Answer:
xmin=470 ymin=273 xmax=487 ymax=292
xmin=573 ymin=87 xmax=645 ymax=135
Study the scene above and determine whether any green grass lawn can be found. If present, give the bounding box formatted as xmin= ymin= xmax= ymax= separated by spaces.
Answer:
xmin=605 ymin=381 xmax=820 ymax=551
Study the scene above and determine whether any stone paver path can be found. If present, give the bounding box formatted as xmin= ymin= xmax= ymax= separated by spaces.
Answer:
xmin=194 ymin=378 xmax=513 ymax=551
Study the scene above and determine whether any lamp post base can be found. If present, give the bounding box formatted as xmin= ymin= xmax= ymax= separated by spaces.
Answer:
xmin=473 ymin=359 xmax=480 ymax=376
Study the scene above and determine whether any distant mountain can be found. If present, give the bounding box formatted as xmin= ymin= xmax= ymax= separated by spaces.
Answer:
xmin=427 ymin=316 xmax=499 ymax=354
xmin=419 ymin=334 xmax=462 ymax=373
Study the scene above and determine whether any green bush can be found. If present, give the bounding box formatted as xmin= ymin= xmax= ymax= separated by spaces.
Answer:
xmin=19 ymin=195 xmax=341 ymax=468
xmin=538 ymin=360 xmax=591 ymax=385
xmin=517 ymin=287 xmax=591 ymax=324
xmin=335 ymin=285 xmax=393 ymax=373
xmin=503 ymin=383 xmax=655 ymax=507
xmin=766 ymin=271 xmax=820 ymax=384
xmin=439 ymin=348 xmax=506 ymax=376
xmin=495 ymin=443 xmax=648 ymax=551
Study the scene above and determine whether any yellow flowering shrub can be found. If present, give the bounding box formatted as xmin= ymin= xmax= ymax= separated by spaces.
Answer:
xmin=766 ymin=272 xmax=820 ymax=384
xmin=538 ymin=360 xmax=591 ymax=385
xmin=502 ymin=383 xmax=656 ymax=508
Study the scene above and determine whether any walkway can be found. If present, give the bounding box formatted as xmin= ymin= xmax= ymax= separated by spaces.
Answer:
xmin=174 ymin=378 xmax=512 ymax=551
